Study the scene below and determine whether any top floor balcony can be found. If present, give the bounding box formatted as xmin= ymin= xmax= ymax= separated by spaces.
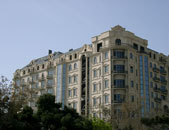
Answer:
xmin=153 ymin=67 xmax=160 ymax=73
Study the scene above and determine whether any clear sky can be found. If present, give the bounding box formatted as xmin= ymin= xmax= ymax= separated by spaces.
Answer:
xmin=0 ymin=0 xmax=169 ymax=80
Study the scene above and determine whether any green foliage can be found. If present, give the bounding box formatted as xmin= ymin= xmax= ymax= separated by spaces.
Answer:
xmin=141 ymin=115 xmax=169 ymax=130
xmin=91 ymin=118 xmax=112 ymax=130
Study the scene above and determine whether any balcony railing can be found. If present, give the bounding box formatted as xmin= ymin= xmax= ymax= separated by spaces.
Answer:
xmin=153 ymin=87 xmax=161 ymax=92
xmin=111 ymin=56 xmax=128 ymax=59
xmin=114 ymin=99 xmax=124 ymax=103
xmin=38 ymin=76 xmax=45 ymax=81
xmin=113 ymin=70 xmax=128 ymax=74
xmin=46 ymin=84 xmax=53 ymax=88
xmin=153 ymin=67 xmax=160 ymax=73
xmin=160 ymin=69 xmax=167 ymax=75
xmin=160 ymin=89 xmax=168 ymax=94
xmin=47 ymin=75 xmax=53 ymax=79
xmin=114 ymin=85 xmax=126 ymax=89
xmin=20 ymin=82 xmax=27 ymax=86
xmin=154 ymin=97 xmax=162 ymax=103
xmin=153 ymin=77 xmax=160 ymax=82
xmin=161 ymin=79 xmax=167 ymax=85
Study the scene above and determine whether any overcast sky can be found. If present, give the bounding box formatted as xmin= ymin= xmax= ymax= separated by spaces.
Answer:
xmin=0 ymin=0 xmax=169 ymax=80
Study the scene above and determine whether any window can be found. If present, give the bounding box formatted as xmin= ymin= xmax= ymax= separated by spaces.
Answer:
xmin=74 ymin=54 xmax=77 ymax=59
xmin=93 ymin=97 xmax=97 ymax=106
xmin=151 ymin=102 xmax=154 ymax=108
xmin=104 ymin=51 xmax=108 ymax=59
xmin=114 ymin=94 xmax=123 ymax=102
xmin=104 ymin=95 xmax=109 ymax=104
xmin=130 ymin=53 xmax=133 ymax=59
xmin=93 ymin=70 xmax=97 ymax=78
xmin=114 ymin=51 xmax=125 ymax=58
xmin=131 ymin=80 xmax=134 ymax=88
xmin=93 ymin=113 xmax=97 ymax=118
xmin=73 ymin=102 xmax=77 ymax=109
xmin=37 ymin=66 xmax=39 ymax=70
xmin=74 ymin=75 xmax=78 ymax=83
xmin=98 ymin=97 xmax=101 ymax=105
xmin=74 ymin=63 xmax=77 ymax=69
xmin=47 ymin=89 xmax=53 ymax=94
xmin=114 ymin=65 xmax=124 ymax=73
xmin=150 ymin=72 xmax=152 ymax=78
xmin=130 ymin=66 xmax=133 ymax=73
xmin=69 ymin=64 xmax=72 ymax=71
xmin=114 ymin=79 xmax=125 ymax=88
xmin=93 ymin=83 xmax=97 ymax=92
xmin=93 ymin=57 xmax=97 ymax=64
xmin=68 ymin=76 xmax=72 ymax=84
xmin=115 ymin=39 xmax=121 ymax=45
xmin=42 ymin=64 xmax=45 ymax=69
xmin=104 ymin=80 xmax=109 ymax=89
xmin=68 ymin=90 xmax=72 ymax=97
xmin=69 ymin=55 xmax=72 ymax=60
xmin=41 ymin=81 xmax=45 ymax=88
xmin=151 ymin=92 xmax=153 ymax=98
xmin=150 ymin=82 xmax=153 ymax=88
xmin=97 ymin=43 xmax=102 ymax=52
xmin=104 ymin=65 xmax=109 ymax=73
xmin=73 ymin=88 xmax=77 ymax=96
xmin=133 ymin=43 xmax=138 ymax=50
xmin=23 ymin=70 xmax=25 ymax=75
xmin=131 ymin=96 xmax=134 ymax=102
xmin=99 ymin=68 xmax=101 ymax=76
xmin=150 ymin=62 xmax=152 ymax=68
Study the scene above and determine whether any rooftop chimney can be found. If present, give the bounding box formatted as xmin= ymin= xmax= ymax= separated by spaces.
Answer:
xmin=48 ymin=50 xmax=52 ymax=55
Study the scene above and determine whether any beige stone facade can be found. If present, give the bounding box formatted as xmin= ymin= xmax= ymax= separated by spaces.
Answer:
xmin=13 ymin=25 xmax=169 ymax=119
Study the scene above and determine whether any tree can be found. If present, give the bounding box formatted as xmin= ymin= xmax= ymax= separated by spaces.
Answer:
xmin=36 ymin=94 xmax=93 ymax=130
xmin=141 ymin=115 xmax=169 ymax=130
xmin=91 ymin=118 xmax=112 ymax=130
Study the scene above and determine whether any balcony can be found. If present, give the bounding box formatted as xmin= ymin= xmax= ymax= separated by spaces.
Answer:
xmin=153 ymin=87 xmax=161 ymax=92
xmin=153 ymin=77 xmax=160 ymax=82
xmin=46 ymin=83 xmax=53 ymax=88
xmin=112 ymin=56 xmax=128 ymax=60
xmin=47 ymin=75 xmax=53 ymax=79
xmin=20 ymin=82 xmax=27 ymax=86
xmin=114 ymin=99 xmax=124 ymax=104
xmin=114 ymin=85 xmax=127 ymax=89
xmin=160 ymin=69 xmax=167 ymax=75
xmin=161 ymin=79 xmax=167 ymax=85
xmin=47 ymin=63 xmax=54 ymax=69
xmin=113 ymin=70 xmax=128 ymax=74
xmin=153 ymin=67 xmax=160 ymax=73
xmin=159 ymin=57 xmax=167 ymax=64
xmin=29 ymin=80 xmax=36 ymax=84
xmin=160 ymin=89 xmax=168 ymax=94
xmin=154 ymin=97 xmax=162 ymax=103
xmin=38 ymin=76 xmax=45 ymax=81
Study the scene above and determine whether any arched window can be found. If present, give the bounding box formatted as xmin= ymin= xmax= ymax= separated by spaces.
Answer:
xmin=74 ymin=63 xmax=77 ymax=69
xmin=115 ymin=39 xmax=121 ymax=45
xmin=69 ymin=55 xmax=72 ymax=60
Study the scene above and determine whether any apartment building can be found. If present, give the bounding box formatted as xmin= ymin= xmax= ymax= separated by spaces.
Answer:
xmin=13 ymin=25 xmax=169 ymax=119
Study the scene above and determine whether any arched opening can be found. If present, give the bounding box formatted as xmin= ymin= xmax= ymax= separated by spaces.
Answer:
xmin=115 ymin=39 xmax=121 ymax=45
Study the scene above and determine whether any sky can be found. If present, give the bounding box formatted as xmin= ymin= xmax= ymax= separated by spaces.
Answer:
xmin=0 ymin=0 xmax=169 ymax=80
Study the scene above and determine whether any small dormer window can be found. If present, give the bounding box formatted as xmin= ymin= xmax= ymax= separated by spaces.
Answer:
xmin=70 ymin=55 xmax=72 ymax=60
xmin=74 ymin=54 xmax=77 ymax=59
xmin=37 ymin=66 xmax=39 ymax=70
xmin=42 ymin=64 xmax=45 ymax=69
xmin=23 ymin=70 xmax=25 ymax=75
xmin=115 ymin=39 xmax=121 ymax=45
xmin=28 ymin=69 xmax=30 ymax=73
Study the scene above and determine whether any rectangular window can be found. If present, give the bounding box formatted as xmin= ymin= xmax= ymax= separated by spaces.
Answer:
xmin=73 ymin=88 xmax=77 ymax=96
xmin=93 ymin=98 xmax=97 ymax=106
xmin=93 ymin=70 xmax=97 ymax=78
xmin=68 ymin=90 xmax=72 ymax=97
xmin=131 ymin=96 xmax=134 ymax=102
xmin=113 ymin=51 xmax=125 ymax=58
xmin=114 ymin=65 xmax=125 ymax=73
xmin=93 ymin=83 xmax=97 ymax=92
xmin=114 ymin=79 xmax=125 ymax=88
xmin=104 ymin=95 xmax=109 ymax=104
xmin=131 ymin=80 xmax=134 ymax=88
xmin=104 ymin=80 xmax=109 ymax=88
xmin=104 ymin=65 xmax=109 ymax=73
xmin=104 ymin=51 xmax=108 ymax=59
xmin=130 ymin=66 xmax=133 ymax=73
